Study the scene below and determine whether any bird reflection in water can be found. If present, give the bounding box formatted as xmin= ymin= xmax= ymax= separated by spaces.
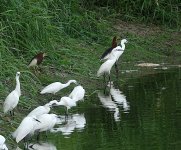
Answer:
xmin=51 ymin=113 xmax=86 ymax=136
xmin=98 ymin=81 xmax=130 ymax=121
xmin=27 ymin=142 xmax=57 ymax=150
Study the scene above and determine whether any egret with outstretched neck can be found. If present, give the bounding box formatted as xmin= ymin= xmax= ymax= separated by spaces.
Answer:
xmin=40 ymin=80 xmax=77 ymax=95
xmin=3 ymin=72 xmax=21 ymax=116
xmin=51 ymin=97 xmax=77 ymax=115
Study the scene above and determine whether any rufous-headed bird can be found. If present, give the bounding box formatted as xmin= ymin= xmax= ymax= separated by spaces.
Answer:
xmin=100 ymin=36 xmax=120 ymax=76
xmin=28 ymin=52 xmax=47 ymax=73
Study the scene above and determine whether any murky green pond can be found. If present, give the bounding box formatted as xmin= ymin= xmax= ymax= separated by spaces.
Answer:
xmin=3 ymin=67 xmax=181 ymax=150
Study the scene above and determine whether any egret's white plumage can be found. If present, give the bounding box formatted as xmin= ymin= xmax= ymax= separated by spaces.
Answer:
xmin=102 ymin=39 xmax=128 ymax=61
xmin=0 ymin=135 xmax=8 ymax=150
xmin=97 ymin=57 xmax=117 ymax=77
xmin=69 ymin=85 xmax=85 ymax=102
xmin=12 ymin=116 xmax=40 ymax=143
xmin=52 ymin=97 xmax=77 ymax=113
xmin=27 ymin=100 xmax=57 ymax=117
xmin=40 ymin=80 xmax=77 ymax=95
xmin=97 ymin=39 xmax=128 ymax=77
xmin=33 ymin=114 xmax=59 ymax=133
xmin=28 ymin=142 xmax=57 ymax=150
xmin=3 ymin=72 xmax=21 ymax=115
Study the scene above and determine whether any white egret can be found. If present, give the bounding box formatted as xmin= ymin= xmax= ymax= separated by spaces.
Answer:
xmin=101 ymin=39 xmax=128 ymax=77
xmin=69 ymin=85 xmax=85 ymax=102
xmin=97 ymin=48 xmax=120 ymax=83
xmin=28 ymin=142 xmax=57 ymax=150
xmin=51 ymin=97 xmax=77 ymax=114
xmin=3 ymin=72 xmax=21 ymax=116
xmin=12 ymin=116 xmax=40 ymax=143
xmin=102 ymin=39 xmax=128 ymax=61
xmin=40 ymin=80 xmax=77 ymax=95
xmin=27 ymin=100 xmax=57 ymax=117
xmin=0 ymin=135 xmax=8 ymax=150
xmin=33 ymin=114 xmax=59 ymax=139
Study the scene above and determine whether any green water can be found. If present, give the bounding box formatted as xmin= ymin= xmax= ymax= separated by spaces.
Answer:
xmin=6 ymin=68 xmax=181 ymax=150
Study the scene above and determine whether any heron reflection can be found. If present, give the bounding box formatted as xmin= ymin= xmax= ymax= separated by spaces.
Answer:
xmin=51 ymin=113 xmax=86 ymax=136
xmin=98 ymin=81 xmax=130 ymax=121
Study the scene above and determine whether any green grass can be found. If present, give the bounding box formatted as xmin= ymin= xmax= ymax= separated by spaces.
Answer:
xmin=0 ymin=0 xmax=181 ymax=147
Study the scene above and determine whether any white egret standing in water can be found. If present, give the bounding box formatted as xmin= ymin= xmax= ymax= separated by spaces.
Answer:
xmin=98 ymin=39 xmax=128 ymax=81
xmin=97 ymin=47 xmax=123 ymax=83
xmin=3 ymin=72 xmax=21 ymax=116
xmin=33 ymin=114 xmax=60 ymax=140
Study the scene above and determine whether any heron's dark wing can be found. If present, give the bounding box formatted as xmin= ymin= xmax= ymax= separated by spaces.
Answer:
xmin=100 ymin=47 xmax=113 ymax=60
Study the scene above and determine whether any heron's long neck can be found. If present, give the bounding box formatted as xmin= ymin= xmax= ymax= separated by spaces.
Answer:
xmin=57 ymin=100 xmax=64 ymax=106
xmin=15 ymin=77 xmax=21 ymax=96
xmin=121 ymin=42 xmax=125 ymax=50
xmin=63 ymin=80 xmax=73 ymax=88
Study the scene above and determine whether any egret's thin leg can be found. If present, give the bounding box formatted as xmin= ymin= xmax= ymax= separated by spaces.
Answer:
xmin=115 ymin=62 xmax=119 ymax=78
xmin=36 ymin=132 xmax=40 ymax=141
xmin=109 ymin=75 xmax=111 ymax=87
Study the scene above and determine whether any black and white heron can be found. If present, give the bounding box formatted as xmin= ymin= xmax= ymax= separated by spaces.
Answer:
xmin=100 ymin=36 xmax=119 ymax=75
xmin=97 ymin=39 xmax=128 ymax=84
xmin=100 ymin=38 xmax=128 ymax=77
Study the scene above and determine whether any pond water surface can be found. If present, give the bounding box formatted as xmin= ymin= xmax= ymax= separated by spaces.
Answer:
xmin=5 ymin=67 xmax=181 ymax=150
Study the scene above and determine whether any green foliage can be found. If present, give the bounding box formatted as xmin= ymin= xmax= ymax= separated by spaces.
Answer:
xmin=81 ymin=0 xmax=181 ymax=28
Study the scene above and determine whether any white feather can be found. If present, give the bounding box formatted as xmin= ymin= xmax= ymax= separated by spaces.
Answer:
xmin=97 ymin=58 xmax=117 ymax=77
xmin=27 ymin=100 xmax=57 ymax=117
xmin=3 ymin=72 xmax=21 ymax=114
xmin=3 ymin=91 xmax=19 ymax=113
xmin=69 ymin=85 xmax=85 ymax=102
xmin=12 ymin=116 xmax=39 ymax=143
xmin=34 ymin=114 xmax=58 ymax=133
xmin=28 ymin=58 xmax=37 ymax=67
xmin=40 ymin=80 xmax=77 ymax=94
xmin=0 ymin=135 xmax=8 ymax=150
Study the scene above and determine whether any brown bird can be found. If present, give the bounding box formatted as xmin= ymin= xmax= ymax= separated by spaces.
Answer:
xmin=28 ymin=52 xmax=47 ymax=69
xmin=100 ymin=36 xmax=119 ymax=76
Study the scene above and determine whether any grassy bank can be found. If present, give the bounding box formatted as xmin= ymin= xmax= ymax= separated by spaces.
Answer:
xmin=0 ymin=0 xmax=181 ymax=146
